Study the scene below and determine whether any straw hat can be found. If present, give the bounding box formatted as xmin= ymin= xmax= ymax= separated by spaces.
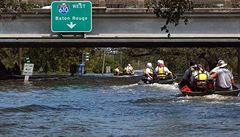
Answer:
xmin=217 ymin=60 xmax=227 ymax=68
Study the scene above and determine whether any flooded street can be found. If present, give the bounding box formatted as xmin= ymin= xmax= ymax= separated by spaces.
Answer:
xmin=0 ymin=80 xmax=240 ymax=137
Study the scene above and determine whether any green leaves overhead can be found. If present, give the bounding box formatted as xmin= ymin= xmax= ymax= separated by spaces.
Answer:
xmin=153 ymin=0 xmax=193 ymax=35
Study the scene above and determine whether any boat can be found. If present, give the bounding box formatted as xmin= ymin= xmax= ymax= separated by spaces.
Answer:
xmin=114 ymin=72 xmax=135 ymax=76
xmin=140 ymin=74 xmax=177 ymax=84
xmin=180 ymin=85 xmax=240 ymax=96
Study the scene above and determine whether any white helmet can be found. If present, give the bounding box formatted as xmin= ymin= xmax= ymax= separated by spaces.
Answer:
xmin=146 ymin=63 xmax=152 ymax=68
xmin=157 ymin=60 xmax=164 ymax=65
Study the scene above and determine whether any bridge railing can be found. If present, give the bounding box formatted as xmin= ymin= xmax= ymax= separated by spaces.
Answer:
xmin=90 ymin=0 xmax=240 ymax=8
xmin=1 ymin=0 xmax=240 ymax=10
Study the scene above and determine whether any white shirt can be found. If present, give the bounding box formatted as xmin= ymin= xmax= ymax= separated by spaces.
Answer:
xmin=145 ymin=68 xmax=153 ymax=74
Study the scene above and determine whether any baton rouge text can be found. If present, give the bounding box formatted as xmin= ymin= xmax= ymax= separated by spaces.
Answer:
xmin=55 ymin=16 xmax=88 ymax=21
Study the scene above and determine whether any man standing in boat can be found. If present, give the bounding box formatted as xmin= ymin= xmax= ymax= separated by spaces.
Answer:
xmin=210 ymin=60 xmax=234 ymax=91
xmin=154 ymin=60 xmax=172 ymax=80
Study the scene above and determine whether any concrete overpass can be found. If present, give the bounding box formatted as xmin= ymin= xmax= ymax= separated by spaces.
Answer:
xmin=0 ymin=8 xmax=240 ymax=47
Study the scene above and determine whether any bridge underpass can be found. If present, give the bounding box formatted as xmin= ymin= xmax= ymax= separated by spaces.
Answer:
xmin=0 ymin=8 xmax=239 ymax=47
xmin=0 ymin=8 xmax=240 ymax=74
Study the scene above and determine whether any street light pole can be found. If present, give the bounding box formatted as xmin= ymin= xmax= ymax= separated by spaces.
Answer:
xmin=102 ymin=49 xmax=106 ymax=74
xmin=18 ymin=48 xmax=22 ymax=70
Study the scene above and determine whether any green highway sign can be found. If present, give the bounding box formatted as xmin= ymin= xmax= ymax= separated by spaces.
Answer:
xmin=51 ymin=1 xmax=92 ymax=32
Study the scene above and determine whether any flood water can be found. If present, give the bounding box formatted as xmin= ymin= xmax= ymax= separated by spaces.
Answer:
xmin=0 ymin=79 xmax=240 ymax=137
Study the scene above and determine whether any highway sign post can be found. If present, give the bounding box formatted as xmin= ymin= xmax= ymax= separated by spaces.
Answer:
xmin=51 ymin=1 xmax=92 ymax=33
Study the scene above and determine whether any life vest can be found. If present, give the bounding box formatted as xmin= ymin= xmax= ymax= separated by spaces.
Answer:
xmin=194 ymin=70 xmax=208 ymax=89
xmin=196 ymin=70 xmax=208 ymax=81
xmin=158 ymin=67 xmax=166 ymax=77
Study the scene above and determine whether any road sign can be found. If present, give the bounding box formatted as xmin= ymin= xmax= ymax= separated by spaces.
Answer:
xmin=22 ymin=63 xmax=34 ymax=76
xmin=51 ymin=1 xmax=92 ymax=32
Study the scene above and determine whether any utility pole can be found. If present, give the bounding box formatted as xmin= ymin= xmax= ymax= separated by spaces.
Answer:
xmin=238 ymin=48 xmax=240 ymax=79
xmin=18 ymin=48 xmax=23 ymax=70
xmin=102 ymin=49 xmax=106 ymax=74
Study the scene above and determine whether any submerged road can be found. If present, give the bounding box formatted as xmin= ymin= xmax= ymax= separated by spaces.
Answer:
xmin=0 ymin=79 xmax=239 ymax=137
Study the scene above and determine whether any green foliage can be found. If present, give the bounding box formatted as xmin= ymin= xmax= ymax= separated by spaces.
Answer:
xmin=119 ymin=47 xmax=238 ymax=74
xmin=0 ymin=48 xmax=238 ymax=75
xmin=0 ymin=0 xmax=34 ymax=13
xmin=152 ymin=0 xmax=193 ymax=35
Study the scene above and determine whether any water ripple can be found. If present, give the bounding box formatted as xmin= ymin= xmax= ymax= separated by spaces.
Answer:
xmin=0 ymin=104 xmax=56 ymax=113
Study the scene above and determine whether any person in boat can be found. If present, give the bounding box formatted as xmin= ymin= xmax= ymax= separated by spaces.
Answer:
xmin=143 ymin=62 xmax=153 ymax=83
xmin=124 ymin=64 xmax=134 ymax=75
xmin=179 ymin=60 xmax=198 ymax=89
xmin=190 ymin=64 xmax=213 ymax=91
xmin=154 ymin=60 xmax=172 ymax=80
xmin=210 ymin=60 xmax=234 ymax=91
xmin=114 ymin=66 xmax=121 ymax=76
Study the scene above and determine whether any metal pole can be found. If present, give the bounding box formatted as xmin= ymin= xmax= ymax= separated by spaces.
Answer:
xmin=18 ymin=48 xmax=22 ymax=70
xmin=120 ymin=51 xmax=123 ymax=69
xmin=102 ymin=49 xmax=106 ymax=74
xmin=81 ymin=53 xmax=85 ymax=75
xmin=238 ymin=48 xmax=240 ymax=79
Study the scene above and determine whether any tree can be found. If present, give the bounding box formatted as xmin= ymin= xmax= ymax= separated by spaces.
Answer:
xmin=152 ymin=0 xmax=193 ymax=36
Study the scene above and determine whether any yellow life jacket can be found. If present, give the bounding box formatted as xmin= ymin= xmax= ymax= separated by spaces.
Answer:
xmin=196 ymin=70 xmax=208 ymax=81
xmin=158 ymin=67 xmax=166 ymax=77
xmin=194 ymin=70 xmax=208 ymax=89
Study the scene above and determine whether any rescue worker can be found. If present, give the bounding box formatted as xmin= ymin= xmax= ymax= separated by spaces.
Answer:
xmin=124 ymin=64 xmax=134 ymax=75
xmin=210 ymin=60 xmax=234 ymax=91
xmin=143 ymin=62 xmax=153 ymax=83
xmin=154 ymin=60 xmax=172 ymax=80
xmin=179 ymin=60 xmax=198 ymax=89
xmin=114 ymin=66 xmax=121 ymax=76
xmin=190 ymin=64 xmax=211 ymax=91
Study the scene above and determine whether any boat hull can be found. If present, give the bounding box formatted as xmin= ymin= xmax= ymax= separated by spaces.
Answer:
xmin=180 ymin=86 xmax=240 ymax=96
xmin=141 ymin=74 xmax=176 ymax=84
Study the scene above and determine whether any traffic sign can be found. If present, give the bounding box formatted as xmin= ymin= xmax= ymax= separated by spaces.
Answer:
xmin=85 ymin=52 xmax=90 ymax=61
xmin=51 ymin=1 xmax=92 ymax=32
xmin=22 ymin=63 xmax=34 ymax=76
